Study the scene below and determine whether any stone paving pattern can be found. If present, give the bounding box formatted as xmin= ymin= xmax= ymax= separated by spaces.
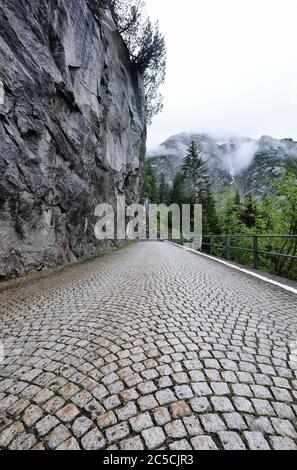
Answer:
xmin=0 ymin=242 xmax=296 ymax=450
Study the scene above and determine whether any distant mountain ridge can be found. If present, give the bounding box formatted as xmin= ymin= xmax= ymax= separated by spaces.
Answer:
xmin=147 ymin=133 xmax=297 ymax=196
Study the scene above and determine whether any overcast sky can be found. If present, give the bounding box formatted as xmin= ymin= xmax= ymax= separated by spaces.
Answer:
xmin=146 ymin=0 xmax=297 ymax=149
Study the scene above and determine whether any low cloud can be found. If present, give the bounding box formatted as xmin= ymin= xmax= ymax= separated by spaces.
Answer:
xmin=148 ymin=132 xmax=297 ymax=180
xmin=223 ymin=140 xmax=259 ymax=177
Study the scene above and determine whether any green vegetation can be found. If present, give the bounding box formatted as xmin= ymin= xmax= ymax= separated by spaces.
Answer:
xmin=144 ymin=141 xmax=297 ymax=280
xmin=158 ymin=172 xmax=171 ymax=205
xmin=107 ymin=0 xmax=166 ymax=124
xmin=143 ymin=160 xmax=158 ymax=203
xmin=181 ymin=140 xmax=208 ymax=204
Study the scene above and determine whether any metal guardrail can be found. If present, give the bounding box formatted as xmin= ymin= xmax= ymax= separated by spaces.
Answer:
xmin=202 ymin=235 xmax=297 ymax=270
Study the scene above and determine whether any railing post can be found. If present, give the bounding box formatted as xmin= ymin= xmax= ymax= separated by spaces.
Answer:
xmin=226 ymin=236 xmax=231 ymax=260
xmin=253 ymin=235 xmax=259 ymax=269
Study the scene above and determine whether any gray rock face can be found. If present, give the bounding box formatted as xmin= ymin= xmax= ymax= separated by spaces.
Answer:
xmin=0 ymin=0 xmax=146 ymax=278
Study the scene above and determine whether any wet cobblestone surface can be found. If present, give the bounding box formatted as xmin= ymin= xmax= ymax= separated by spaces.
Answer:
xmin=0 ymin=241 xmax=296 ymax=450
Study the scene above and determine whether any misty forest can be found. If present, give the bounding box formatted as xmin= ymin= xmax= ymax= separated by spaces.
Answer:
xmin=144 ymin=136 xmax=297 ymax=280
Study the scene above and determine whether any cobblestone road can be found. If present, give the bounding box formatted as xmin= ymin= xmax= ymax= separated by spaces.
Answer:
xmin=0 ymin=241 xmax=297 ymax=450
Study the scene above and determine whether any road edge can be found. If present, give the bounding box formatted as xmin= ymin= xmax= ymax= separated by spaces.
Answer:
xmin=0 ymin=242 xmax=137 ymax=294
xmin=166 ymin=241 xmax=297 ymax=295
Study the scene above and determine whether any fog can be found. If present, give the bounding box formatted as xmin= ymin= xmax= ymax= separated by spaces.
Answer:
xmin=224 ymin=140 xmax=259 ymax=178
xmin=146 ymin=0 xmax=297 ymax=150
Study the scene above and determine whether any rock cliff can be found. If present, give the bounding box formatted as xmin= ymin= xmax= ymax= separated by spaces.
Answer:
xmin=0 ymin=0 xmax=146 ymax=278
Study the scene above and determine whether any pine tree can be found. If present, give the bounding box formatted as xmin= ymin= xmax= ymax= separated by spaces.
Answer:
xmin=240 ymin=195 xmax=258 ymax=229
xmin=171 ymin=172 xmax=186 ymax=206
xmin=198 ymin=184 xmax=221 ymax=235
xmin=182 ymin=140 xmax=208 ymax=203
xmin=234 ymin=190 xmax=241 ymax=210
xmin=158 ymin=173 xmax=170 ymax=205
xmin=221 ymin=190 xmax=243 ymax=234
xmin=143 ymin=160 xmax=158 ymax=203
xmin=108 ymin=0 xmax=166 ymax=124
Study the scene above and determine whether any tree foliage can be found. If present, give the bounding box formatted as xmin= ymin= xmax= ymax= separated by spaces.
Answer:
xmin=145 ymin=152 xmax=297 ymax=279
xmin=219 ymin=190 xmax=245 ymax=234
xmin=158 ymin=172 xmax=170 ymax=205
xmin=198 ymin=184 xmax=221 ymax=235
xmin=182 ymin=141 xmax=208 ymax=203
xmin=217 ymin=172 xmax=297 ymax=278
xmin=240 ymin=195 xmax=259 ymax=229
xmin=143 ymin=160 xmax=158 ymax=203
xmin=171 ymin=172 xmax=185 ymax=207
xmin=107 ymin=0 xmax=166 ymax=125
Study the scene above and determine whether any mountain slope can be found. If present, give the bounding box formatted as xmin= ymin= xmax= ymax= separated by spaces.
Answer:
xmin=148 ymin=133 xmax=297 ymax=195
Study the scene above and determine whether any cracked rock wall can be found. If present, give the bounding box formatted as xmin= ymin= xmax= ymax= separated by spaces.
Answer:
xmin=0 ymin=0 xmax=146 ymax=279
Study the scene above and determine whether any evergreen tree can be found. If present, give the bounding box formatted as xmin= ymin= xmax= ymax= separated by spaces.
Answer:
xmin=143 ymin=160 xmax=158 ymax=203
xmin=240 ymin=195 xmax=258 ymax=229
xmin=108 ymin=0 xmax=166 ymax=124
xmin=221 ymin=190 xmax=243 ymax=234
xmin=214 ymin=171 xmax=297 ymax=279
xmin=182 ymin=141 xmax=208 ymax=203
xmin=158 ymin=173 xmax=170 ymax=205
xmin=234 ymin=190 xmax=241 ymax=210
xmin=256 ymin=193 xmax=273 ymax=232
xmin=170 ymin=172 xmax=186 ymax=206
xmin=198 ymin=184 xmax=221 ymax=235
